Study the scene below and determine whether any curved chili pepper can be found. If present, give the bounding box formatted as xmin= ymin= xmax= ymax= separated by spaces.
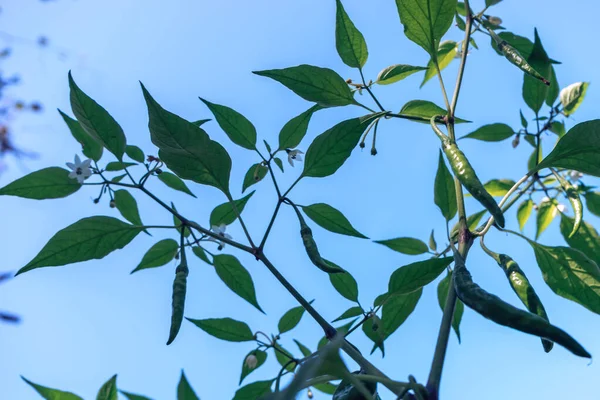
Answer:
xmin=555 ymin=171 xmax=583 ymax=238
xmin=166 ymin=258 xmax=188 ymax=345
xmin=488 ymin=250 xmax=553 ymax=352
xmin=488 ymin=29 xmax=550 ymax=86
xmin=452 ymin=249 xmax=590 ymax=358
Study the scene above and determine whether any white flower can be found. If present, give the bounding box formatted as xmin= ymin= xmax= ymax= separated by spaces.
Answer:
xmin=66 ymin=155 xmax=92 ymax=184
xmin=244 ymin=354 xmax=258 ymax=369
xmin=557 ymin=204 xmax=566 ymax=213
xmin=286 ymin=149 xmax=304 ymax=167
xmin=569 ymin=170 xmax=583 ymax=182
xmin=210 ymin=224 xmax=232 ymax=249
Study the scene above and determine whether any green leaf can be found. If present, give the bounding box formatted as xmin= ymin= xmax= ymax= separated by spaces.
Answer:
xmin=278 ymin=105 xmax=321 ymax=151
xmin=335 ymin=0 xmax=368 ymax=68
xmin=560 ymin=82 xmax=589 ymax=116
xmin=114 ymin=190 xmax=143 ymax=226
xmin=549 ymin=121 xmax=566 ymax=137
xmin=545 ymin=66 xmax=559 ymax=106
xmin=434 ymin=150 xmax=457 ymax=220
xmin=534 ymin=120 xmax=600 ymax=177
xmin=584 ymin=192 xmax=600 ymax=217
xmin=278 ymin=305 xmax=307 ymax=334
xmin=199 ymin=98 xmax=257 ymax=150
xmin=527 ymin=240 xmax=600 ymax=315
xmin=314 ymin=383 xmax=338 ymax=395
xmin=212 ymin=254 xmax=263 ymax=312
xmin=18 ymin=216 xmax=143 ymax=275
xmin=172 ymin=203 xmax=191 ymax=238
xmin=293 ymin=339 xmax=313 ymax=357
xmin=253 ymin=65 xmax=356 ymax=107
xmin=141 ymin=83 xmax=231 ymax=194
xmin=105 ymin=161 xmax=137 ymax=171
xmin=437 ymin=270 xmax=464 ymax=342
xmin=68 ymin=72 xmax=126 ymax=159
xmin=263 ymin=140 xmax=272 ymax=153
xmin=301 ymin=203 xmax=367 ymax=238
xmin=522 ymin=29 xmax=551 ymax=113
xmin=520 ymin=109 xmax=528 ymax=128
xmin=274 ymin=157 xmax=284 ymax=172
xmin=362 ymin=315 xmax=386 ymax=355
xmin=399 ymin=100 xmax=469 ymax=123
xmin=462 ymin=123 xmax=514 ymax=142
xmin=233 ymin=380 xmax=273 ymax=400
xmin=517 ymin=199 xmax=534 ymax=231
xmin=59 ymin=109 xmax=103 ymax=161
xmin=388 ymin=257 xmax=453 ymax=296
xmin=328 ymin=266 xmax=359 ymax=302
xmin=536 ymin=198 xmax=560 ymax=240
xmin=157 ymin=171 xmax=196 ymax=198
xmin=333 ymin=306 xmax=364 ymax=322
xmin=429 ymin=230 xmax=437 ymax=251
xmin=421 ymin=41 xmax=457 ymax=87
xmin=375 ymin=237 xmax=428 ymax=255
xmin=131 ymin=239 xmax=178 ymax=273
xmin=376 ymin=64 xmax=427 ymax=85
xmin=381 ymin=288 xmax=422 ymax=341
xmin=491 ymin=32 xmax=533 ymax=58
xmin=96 ymin=375 xmax=118 ymax=400
xmin=486 ymin=0 xmax=502 ymax=6
xmin=177 ymin=371 xmax=199 ymax=400
xmin=120 ymin=391 xmax=152 ymax=400
xmin=125 ymin=145 xmax=145 ymax=163
xmin=192 ymin=246 xmax=212 ymax=265
xmin=242 ymin=163 xmax=268 ymax=193
xmin=209 ymin=192 xmax=255 ymax=227
xmin=187 ymin=317 xmax=254 ymax=342
xmin=240 ymin=350 xmax=268 ymax=384
xmin=464 ymin=179 xmax=515 ymax=197
xmin=527 ymin=145 xmax=542 ymax=172
xmin=395 ymin=0 xmax=457 ymax=57
xmin=0 ymin=167 xmax=81 ymax=199
xmin=303 ymin=115 xmax=378 ymax=178
xmin=21 ymin=377 xmax=83 ymax=400
xmin=192 ymin=118 xmax=211 ymax=127
xmin=560 ymin=215 xmax=600 ymax=266
xmin=111 ymin=174 xmax=126 ymax=183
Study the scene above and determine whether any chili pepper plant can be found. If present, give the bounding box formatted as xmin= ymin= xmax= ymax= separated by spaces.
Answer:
xmin=2 ymin=0 xmax=599 ymax=399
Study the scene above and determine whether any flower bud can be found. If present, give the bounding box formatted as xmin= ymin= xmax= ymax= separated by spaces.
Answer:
xmin=359 ymin=142 xmax=365 ymax=149
xmin=512 ymin=135 xmax=520 ymax=148
xmin=155 ymin=168 xmax=163 ymax=174
xmin=109 ymin=200 xmax=116 ymax=208
xmin=93 ymin=198 xmax=100 ymax=204
xmin=30 ymin=102 xmax=42 ymax=112
xmin=370 ymin=148 xmax=377 ymax=156
xmin=345 ymin=78 xmax=353 ymax=84
xmin=14 ymin=101 xmax=24 ymax=110
xmin=487 ymin=16 xmax=503 ymax=26
xmin=245 ymin=354 xmax=258 ymax=369
xmin=307 ymin=388 xmax=314 ymax=399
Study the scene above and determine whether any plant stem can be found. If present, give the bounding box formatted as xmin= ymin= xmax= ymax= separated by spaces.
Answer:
xmin=359 ymin=67 xmax=385 ymax=112
xmin=450 ymin=3 xmax=473 ymax=117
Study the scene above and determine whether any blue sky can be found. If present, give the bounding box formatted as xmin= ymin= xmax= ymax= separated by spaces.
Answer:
xmin=1 ymin=0 xmax=600 ymax=399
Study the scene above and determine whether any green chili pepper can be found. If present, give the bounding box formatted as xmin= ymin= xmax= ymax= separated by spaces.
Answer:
xmin=444 ymin=141 xmax=505 ymax=228
xmin=290 ymin=201 xmax=344 ymax=274
xmin=452 ymin=249 xmax=590 ymax=358
xmin=332 ymin=371 xmax=378 ymax=400
xmin=488 ymin=250 xmax=553 ymax=352
xmin=166 ymin=258 xmax=188 ymax=345
xmin=555 ymin=172 xmax=583 ymax=238
xmin=489 ymin=29 xmax=550 ymax=86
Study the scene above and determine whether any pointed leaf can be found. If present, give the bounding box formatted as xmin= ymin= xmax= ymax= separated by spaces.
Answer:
xmin=462 ymin=123 xmax=514 ymax=142
xmin=294 ymin=339 xmax=313 ymax=357
xmin=0 ymin=167 xmax=81 ymax=199
xmin=105 ymin=161 xmax=136 ymax=171
xmin=192 ymin=246 xmax=212 ymax=265
xmin=301 ymin=203 xmax=367 ymax=238
xmin=96 ymin=375 xmax=117 ymax=400
xmin=375 ymin=237 xmax=428 ymax=255
xmin=18 ymin=217 xmax=143 ymax=275
xmin=429 ymin=230 xmax=437 ymax=251
xmin=520 ymin=109 xmax=528 ymax=128
xmin=199 ymin=98 xmax=257 ymax=150
xmin=213 ymin=254 xmax=263 ymax=312
xmin=233 ymin=380 xmax=273 ymax=400
xmin=274 ymin=344 xmax=296 ymax=372
xmin=335 ymin=0 xmax=368 ymax=68
xmin=434 ymin=150 xmax=457 ymax=220
xmin=395 ymin=0 xmax=457 ymax=57
xmin=21 ymin=377 xmax=83 ymax=400
xmin=517 ymin=199 xmax=533 ymax=231
xmin=59 ymin=109 xmax=103 ymax=161
xmin=278 ymin=105 xmax=321 ymax=151
xmin=242 ymin=163 xmax=268 ymax=193
xmin=545 ymin=66 xmax=559 ymax=106
xmin=421 ymin=41 xmax=457 ymax=87
xmin=381 ymin=288 xmax=422 ymax=340
xmin=120 ymin=391 xmax=152 ymax=400
xmin=333 ymin=306 xmax=363 ymax=322
xmin=278 ymin=305 xmax=307 ymax=334
xmin=114 ymin=190 xmax=143 ymax=226
xmin=437 ymin=270 xmax=464 ymax=342
xmin=177 ymin=371 xmax=199 ymax=400
xmin=560 ymin=215 xmax=600 ymax=266
xmin=560 ymin=82 xmax=589 ymax=116
xmin=209 ymin=192 xmax=255 ymax=227
xmin=584 ymin=191 xmax=600 ymax=217
xmin=388 ymin=257 xmax=453 ymax=296
xmin=187 ymin=317 xmax=254 ymax=342
xmin=376 ymin=64 xmax=427 ymax=85
xmin=141 ymin=83 xmax=231 ymax=194
xmin=69 ymin=72 xmax=126 ymax=159
xmin=157 ymin=171 xmax=196 ymax=197
xmin=125 ymin=145 xmax=145 ymax=163
xmin=400 ymin=100 xmax=469 ymax=123
xmin=328 ymin=265 xmax=359 ymax=302
xmin=253 ymin=65 xmax=356 ymax=107
xmin=132 ymin=239 xmax=178 ymax=273
xmin=522 ymin=29 xmax=551 ymax=113
xmin=536 ymin=198 xmax=560 ymax=240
